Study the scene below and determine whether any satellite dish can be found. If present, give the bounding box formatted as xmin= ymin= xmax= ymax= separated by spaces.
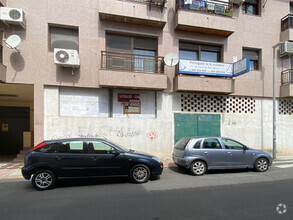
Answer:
xmin=3 ymin=35 xmax=21 ymax=53
xmin=164 ymin=53 xmax=179 ymax=67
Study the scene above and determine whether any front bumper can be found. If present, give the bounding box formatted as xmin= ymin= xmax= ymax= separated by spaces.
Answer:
xmin=151 ymin=162 xmax=164 ymax=176
xmin=21 ymin=167 xmax=32 ymax=180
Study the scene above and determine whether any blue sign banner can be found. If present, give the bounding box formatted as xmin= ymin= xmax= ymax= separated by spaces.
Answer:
xmin=178 ymin=57 xmax=250 ymax=77
xmin=233 ymin=57 xmax=250 ymax=77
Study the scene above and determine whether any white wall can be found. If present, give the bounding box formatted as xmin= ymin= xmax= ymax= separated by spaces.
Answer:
xmin=44 ymin=86 xmax=174 ymax=161
xmin=45 ymin=86 xmax=293 ymax=161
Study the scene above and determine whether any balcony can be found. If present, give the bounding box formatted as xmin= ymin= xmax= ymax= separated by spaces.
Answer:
xmin=280 ymin=69 xmax=293 ymax=97
xmin=280 ymin=14 xmax=293 ymax=42
xmin=99 ymin=0 xmax=167 ymax=28
xmin=175 ymin=75 xmax=233 ymax=94
xmin=175 ymin=0 xmax=235 ymax=37
xmin=99 ymin=51 xmax=167 ymax=90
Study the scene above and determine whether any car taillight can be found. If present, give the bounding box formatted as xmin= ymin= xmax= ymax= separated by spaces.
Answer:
xmin=30 ymin=142 xmax=46 ymax=151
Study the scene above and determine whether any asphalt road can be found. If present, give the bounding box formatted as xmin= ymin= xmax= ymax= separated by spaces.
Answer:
xmin=0 ymin=166 xmax=293 ymax=220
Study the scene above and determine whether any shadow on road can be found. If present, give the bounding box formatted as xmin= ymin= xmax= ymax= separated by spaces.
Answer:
xmin=169 ymin=166 xmax=253 ymax=176
xmin=55 ymin=175 xmax=161 ymax=189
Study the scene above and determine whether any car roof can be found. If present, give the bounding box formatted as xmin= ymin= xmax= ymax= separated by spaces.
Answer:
xmin=43 ymin=138 xmax=108 ymax=143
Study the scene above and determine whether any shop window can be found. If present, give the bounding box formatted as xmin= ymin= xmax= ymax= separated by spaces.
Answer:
xmin=242 ymin=0 xmax=260 ymax=16
xmin=243 ymin=49 xmax=260 ymax=71
xmin=49 ymin=25 xmax=79 ymax=51
xmin=179 ymin=42 xmax=221 ymax=62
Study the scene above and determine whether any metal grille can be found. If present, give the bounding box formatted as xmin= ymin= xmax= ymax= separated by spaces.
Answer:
xmin=9 ymin=9 xmax=21 ymax=20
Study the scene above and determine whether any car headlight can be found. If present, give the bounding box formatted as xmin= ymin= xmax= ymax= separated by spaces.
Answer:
xmin=152 ymin=156 xmax=162 ymax=163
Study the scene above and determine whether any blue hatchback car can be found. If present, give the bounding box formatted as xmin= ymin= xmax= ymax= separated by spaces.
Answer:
xmin=22 ymin=138 xmax=163 ymax=190
xmin=172 ymin=137 xmax=273 ymax=175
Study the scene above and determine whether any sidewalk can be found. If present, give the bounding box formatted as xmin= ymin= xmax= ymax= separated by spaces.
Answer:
xmin=0 ymin=156 xmax=293 ymax=179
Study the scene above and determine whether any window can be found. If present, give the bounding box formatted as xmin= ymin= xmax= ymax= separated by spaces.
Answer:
xmin=193 ymin=140 xmax=201 ymax=149
xmin=242 ymin=0 xmax=260 ymax=15
xmin=203 ymin=139 xmax=222 ymax=149
xmin=243 ymin=49 xmax=260 ymax=70
xmin=179 ymin=42 xmax=221 ymax=62
xmin=174 ymin=137 xmax=191 ymax=150
xmin=291 ymin=2 xmax=293 ymax=13
xmin=36 ymin=143 xmax=58 ymax=153
xmin=106 ymin=33 xmax=157 ymax=73
xmin=49 ymin=26 xmax=79 ymax=51
xmin=222 ymin=139 xmax=245 ymax=150
xmin=87 ymin=141 xmax=114 ymax=154
xmin=59 ymin=141 xmax=84 ymax=153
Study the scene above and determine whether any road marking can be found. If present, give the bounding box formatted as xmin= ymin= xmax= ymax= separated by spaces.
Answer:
xmin=274 ymin=164 xmax=293 ymax=168
xmin=0 ymin=176 xmax=23 ymax=180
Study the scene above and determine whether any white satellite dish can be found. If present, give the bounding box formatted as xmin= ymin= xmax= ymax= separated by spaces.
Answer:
xmin=164 ymin=53 xmax=179 ymax=67
xmin=3 ymin=35 xmax=21 ymax=53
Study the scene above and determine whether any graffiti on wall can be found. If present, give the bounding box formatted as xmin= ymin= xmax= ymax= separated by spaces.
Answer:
xmin=147 ymin=132 xmax=158 ymax=141
xmin=116 ymin=129 xmax=141 ymax=138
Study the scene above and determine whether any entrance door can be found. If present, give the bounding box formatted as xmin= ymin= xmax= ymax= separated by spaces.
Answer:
xmin=0 ymin=107 xmax=30 ymax=155
xmin=174 ymin=114 xmax=221 ymax=144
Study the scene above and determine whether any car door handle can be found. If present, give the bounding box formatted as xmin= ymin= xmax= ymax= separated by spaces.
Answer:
xmin=56 ymin=156 xmax=64 ymax=161
xmin=204 ymin=152 xmax=208 ymax=155
xmin=227 ymin=152 xmax=232 ymax=155
xmin=91 ymin=156 xmax=97 ymax=161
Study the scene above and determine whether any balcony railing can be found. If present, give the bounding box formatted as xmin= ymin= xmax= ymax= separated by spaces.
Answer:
xmin=176 ymin=0 xmax=233 ymax=17
xmin=281 ymin=69 xmax=293 ymax=85
xmin=281 ymin=14 xmax=293 ymax=32
xmin=101 ymin=51 xmax=164 ymax=74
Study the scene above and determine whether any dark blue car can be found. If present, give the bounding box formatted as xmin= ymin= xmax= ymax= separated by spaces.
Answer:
xmin=22 ymin=138 xmax=163 ymax=190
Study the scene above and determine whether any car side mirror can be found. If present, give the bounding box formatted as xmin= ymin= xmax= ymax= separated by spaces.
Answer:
xmin=243 ymin=146 xmax=247 ymax=150
xmin=112 ymin=149 xmax=120 ymax=155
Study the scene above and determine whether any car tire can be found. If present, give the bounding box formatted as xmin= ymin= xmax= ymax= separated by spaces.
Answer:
xmin=32 ymin=169 xmax=56 ymax=190
xmin=190 ymin=160 xmax=206 ymax=176
xmin=254 ymin=158 xmax=269 ymax=172
xmin=130 ymin=164 xmax=150 ymax=183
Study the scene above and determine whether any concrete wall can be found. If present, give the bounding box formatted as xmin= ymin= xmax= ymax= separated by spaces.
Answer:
xmin=45 ymin=86 xmax=293 ymax=159
xmin=44 ymin=86 xmax=174 ymax=160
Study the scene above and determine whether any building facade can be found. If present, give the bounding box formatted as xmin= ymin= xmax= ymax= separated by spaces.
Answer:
xmin=0 ymin=0 xmax=292 ymax=160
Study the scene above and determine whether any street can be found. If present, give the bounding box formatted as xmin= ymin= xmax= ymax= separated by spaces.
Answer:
xmin=0 ymin=165 xmax=293 ymax=220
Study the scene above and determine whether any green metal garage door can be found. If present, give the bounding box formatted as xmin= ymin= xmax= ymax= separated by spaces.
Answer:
xmin=174 ymin=114 xmax=221 ymax=144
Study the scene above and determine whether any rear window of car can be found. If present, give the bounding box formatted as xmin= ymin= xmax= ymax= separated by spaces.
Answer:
xmin=174 ymin=138 xmax=191 ymax=150
xmin=35 ymin=143 xmax=58 ymax=153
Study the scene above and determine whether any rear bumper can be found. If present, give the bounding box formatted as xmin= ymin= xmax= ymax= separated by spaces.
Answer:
xmin=172 ymin=154 xmax=188 ymax=168
xmin=21 ymin=167 xmax=32 ymax=180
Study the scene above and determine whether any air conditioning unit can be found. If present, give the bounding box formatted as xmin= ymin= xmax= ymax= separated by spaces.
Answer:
xmin=280 ymin=41 xmax=293 ymax=57
xmin=0 ymin=7 xmax=25 ymax=28
xmin=54 ymin=48 xmax=80 ymax=68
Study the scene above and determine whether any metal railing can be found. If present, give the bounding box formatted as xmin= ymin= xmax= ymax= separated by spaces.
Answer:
xmin=281 ymin=69 xmax=293 ymax=85
xmin=176 ymin=0 xmax=233 ymax=17
xmin=101 ymin=51 xmax=164 ymax=74
xmin=281 ymin=14 xmax=293 ymax=32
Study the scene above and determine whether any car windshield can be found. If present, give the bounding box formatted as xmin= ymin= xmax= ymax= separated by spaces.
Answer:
xmin=175 ymin=137 xmax=191 ymax=150
xmin=108 ymin=140 xmax=130 ymax=152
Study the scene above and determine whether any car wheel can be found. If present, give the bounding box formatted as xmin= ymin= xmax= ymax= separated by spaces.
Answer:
xmin=130 ymin=164 xmax=150 ymax=183
xmin=190 ymin=160 xmax=206 ymax=176
xmin=254 ymin=158 xmax=269 ymax=172
xmin=32 ymin=170 xmax=56 ymax=190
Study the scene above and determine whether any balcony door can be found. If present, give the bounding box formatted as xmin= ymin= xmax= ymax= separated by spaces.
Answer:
xmin=133 ymin=49 xmax=156 ymax=73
